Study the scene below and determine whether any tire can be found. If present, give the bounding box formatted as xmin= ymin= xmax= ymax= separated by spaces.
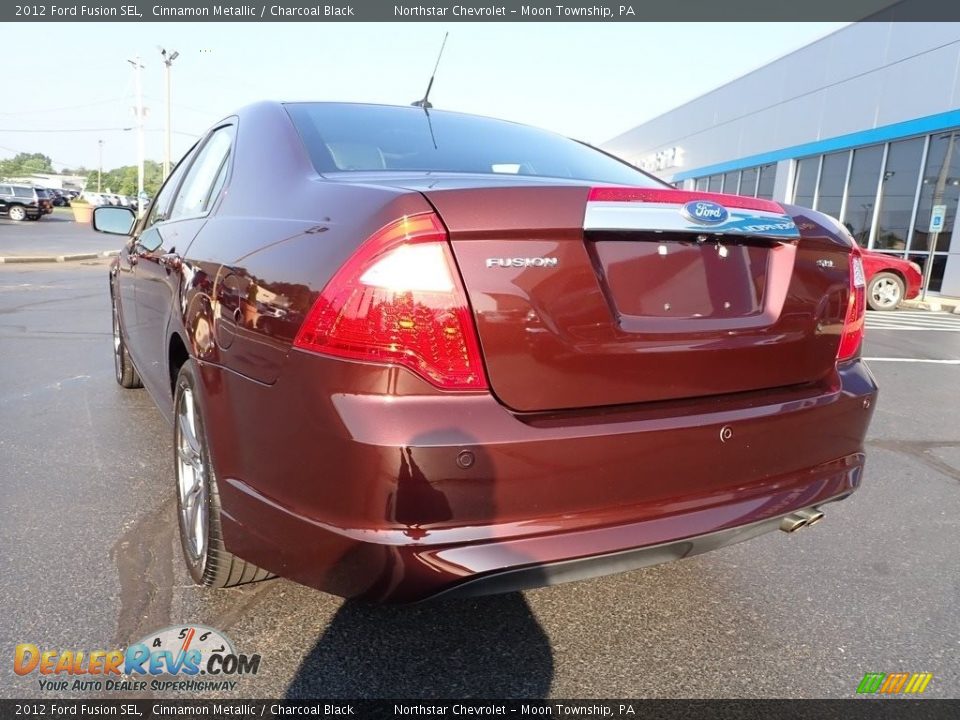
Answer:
xmin=8 ymin=205 xmax=26 ymax=221
xmin=174 ymin=359 xmax=273 ymax=588
xmin=867 ymin=272 xmax=905 ymax=311
xmin=111 ymin=291 xmax=142 ymax=388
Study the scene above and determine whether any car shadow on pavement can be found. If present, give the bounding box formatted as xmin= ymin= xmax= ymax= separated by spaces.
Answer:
xmin=284 ymin=593 xmax=553 ymax=698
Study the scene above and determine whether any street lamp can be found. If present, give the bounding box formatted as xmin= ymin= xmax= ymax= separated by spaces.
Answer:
xmin=127 ymin=57 xmax=146 ymax=211
xmin=160 ymin=48 xmax=179 ymax=180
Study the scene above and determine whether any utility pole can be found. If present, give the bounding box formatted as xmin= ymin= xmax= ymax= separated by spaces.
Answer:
xmin=127 ymin=56 xmax=146 ymax=213
xmin=97 ymin=139 xmax=103 ymax=192
xmin=160 ymin=48 xmax=179 ymax=180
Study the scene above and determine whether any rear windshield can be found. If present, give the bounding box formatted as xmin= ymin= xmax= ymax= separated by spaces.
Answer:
xmin=285 ymin=103 xmax=661 ymax=186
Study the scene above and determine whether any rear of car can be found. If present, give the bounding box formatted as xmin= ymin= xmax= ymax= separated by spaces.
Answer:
xmin=207 ymin=103 xmax=878 ymax=603
xmin=34 ymin=188 xmax=54 ymax=215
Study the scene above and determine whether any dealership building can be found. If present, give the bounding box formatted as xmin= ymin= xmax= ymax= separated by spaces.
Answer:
xmin=604 ymin=22 xmax=960 ymax=296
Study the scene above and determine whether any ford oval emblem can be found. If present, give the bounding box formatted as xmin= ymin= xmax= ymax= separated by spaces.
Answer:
xmin=681 ymin=200 xmax=729 ymax=225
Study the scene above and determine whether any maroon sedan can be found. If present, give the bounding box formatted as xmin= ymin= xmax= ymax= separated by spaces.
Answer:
xmin=93 ymin=102 xmax=877 ymax=603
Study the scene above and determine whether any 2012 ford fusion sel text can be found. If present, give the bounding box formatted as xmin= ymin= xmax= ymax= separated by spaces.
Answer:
xmin=94 ymin=102 xmax=877 ymax=603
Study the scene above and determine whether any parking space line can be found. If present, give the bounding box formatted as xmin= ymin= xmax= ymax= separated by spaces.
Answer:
xmin=864 ymin=357 xmax=960 ymax=364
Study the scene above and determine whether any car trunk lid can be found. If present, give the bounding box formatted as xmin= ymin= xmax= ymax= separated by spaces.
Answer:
xmin=420 ymin=185 xmax=853 ymax=412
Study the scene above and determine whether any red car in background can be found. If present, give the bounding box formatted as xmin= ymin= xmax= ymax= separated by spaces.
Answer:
xmin=859 ymin=245 xmax=923 ymax=311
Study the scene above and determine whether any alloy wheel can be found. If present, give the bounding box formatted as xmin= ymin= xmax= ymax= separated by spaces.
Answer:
xmin=871 ymin=277 xmax=902 ymax=309
xmin=176 ymin=386 xmax=208 ymax=564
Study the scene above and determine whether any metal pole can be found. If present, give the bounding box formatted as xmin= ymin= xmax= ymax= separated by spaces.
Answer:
xmin=160 ymin=48 xmax=179 ymax=181
xmin=128 ymin=56 xmax=145 ymax=213
xmin=921 ymin=232 xmax=938 ymax=303
xmin=164 ymin=60 xmax=171 ymax=179
xmin=97 ymin=139 xmax=103 ymax=192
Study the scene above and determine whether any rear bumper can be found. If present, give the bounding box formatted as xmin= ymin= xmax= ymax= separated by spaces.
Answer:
xmin=206 ymin=355 xmax=877 ymax=603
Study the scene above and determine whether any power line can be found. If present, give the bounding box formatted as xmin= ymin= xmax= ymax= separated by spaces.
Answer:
xmin=0 ymin=127 xmax=134 ymax=133
xmin=0 ymin=96 xmax=131 ymax=117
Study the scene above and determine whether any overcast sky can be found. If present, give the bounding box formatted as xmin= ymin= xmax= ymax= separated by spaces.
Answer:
xmin=0 ymin=22 xmax=847 ymax=171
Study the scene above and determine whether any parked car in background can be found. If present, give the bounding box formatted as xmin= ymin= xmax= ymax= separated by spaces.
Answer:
xmin=50 ymin=189 xmax=71 ymax=207
xmin=94 ymin=101 xmax=878 ymax=603
xmin=34 ymin=188 xmax=54 ymax=215
xmin=82 ymin=192 xmax=109 ymax=206
xmin=0 ymin=184 xmax=45 ymax=220
xmin=858 ymin=244 xmax=923 ymax=311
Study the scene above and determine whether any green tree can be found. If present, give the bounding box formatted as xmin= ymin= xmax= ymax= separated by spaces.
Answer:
xmin=84 ymin=160 xmax=164 ymax=197
xmin=0 ymin=152 xmax=54 ymax=178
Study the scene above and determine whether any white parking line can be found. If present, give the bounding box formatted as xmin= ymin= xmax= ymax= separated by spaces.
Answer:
xmin=864 ymin=357 xmax=960 ymax=364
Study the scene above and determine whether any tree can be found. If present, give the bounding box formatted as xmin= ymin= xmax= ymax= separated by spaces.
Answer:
xmin=0 ymin=152 xmax=54 ymax=178
xmin=84 ymin=160 xmax=164 ymax=197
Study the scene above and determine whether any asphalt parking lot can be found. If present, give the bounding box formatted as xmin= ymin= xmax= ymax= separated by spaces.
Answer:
xmin=1 ymin=219 xmax=958 ymax=700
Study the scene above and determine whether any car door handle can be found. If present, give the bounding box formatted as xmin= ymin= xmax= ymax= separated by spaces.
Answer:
xmin=158 ymin=252 xmax=182 ymax=271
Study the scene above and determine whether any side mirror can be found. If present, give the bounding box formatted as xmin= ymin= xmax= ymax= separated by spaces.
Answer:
xmin=93 ymin=205 xmax=136 ymax=236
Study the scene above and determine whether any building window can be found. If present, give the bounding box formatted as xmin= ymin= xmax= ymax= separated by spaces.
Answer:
xmin=722 ymin=170 xmax=740 ymax=195
xmin=695 ymin=177 xmax=708 ymax=192
xmin=792 ymin=156 xmax=819 ymax=209
xmin=912 ymin=130 xmax=960 ymax=292
xmin=843 ymin=145 xmax=884 ymax=245
xmin=874 ymin=137 xmax=925 ymax=252
xmin=740 ymin=167 xmax=758 ymax=197
xmin=816 ymin=151 xmax=849 ymax=219
xmin=707 ymin=175 xmax=722 ymax=193
xmin=756 ymin=164 xmax=776 ymax=199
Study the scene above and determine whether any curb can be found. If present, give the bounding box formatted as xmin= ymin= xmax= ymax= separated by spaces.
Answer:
xmin=0 ymin=250 xmax=119 ymax=264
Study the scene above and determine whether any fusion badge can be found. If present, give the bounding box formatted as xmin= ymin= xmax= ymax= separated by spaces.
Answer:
xmin=680 ymin=200 xmax=729 ymax=226
xmin=485 ymin=257 xmax=559 ymax=268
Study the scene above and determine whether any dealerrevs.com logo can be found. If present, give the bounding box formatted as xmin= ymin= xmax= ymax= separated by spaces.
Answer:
xmin=14 ymin=625 xmax=261 ymax=693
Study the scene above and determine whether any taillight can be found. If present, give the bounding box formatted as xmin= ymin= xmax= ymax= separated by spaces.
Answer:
xmin=837 ymin=251 xmax=866 ymax=361
xmin=294 ymin=212 xmax=488 ymax=390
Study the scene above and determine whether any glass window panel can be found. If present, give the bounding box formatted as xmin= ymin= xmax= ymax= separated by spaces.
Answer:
xmin=792 ymin=156 xmax=819 ymax=208
xmin=906 ymin=253 xmax=949 ymax=293
xmin=722 ymin=171 xmax=740 ymax=195
xmin=695 ymin=177 xmax=708 ymax=191
xmin=708 ymin=175 xmax=722 ymax=192
xmin=740 ymin=167 xmax=758 ymax=197
xmin=816 ymin=151 xmax=849 ymax=219
xmin=842 ymin=145 xmax=884 ymax=244
xmin=914 ymin=130 xmax=960 ymax=255
xmin=756 ymin=164 xmax=776 ymax=199
xmin=874 ymin=138 xmax=924 ymax=251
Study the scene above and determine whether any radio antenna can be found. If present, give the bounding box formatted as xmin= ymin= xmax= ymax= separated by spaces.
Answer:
xmin=412 ymin=32 xmax=449 ymax=110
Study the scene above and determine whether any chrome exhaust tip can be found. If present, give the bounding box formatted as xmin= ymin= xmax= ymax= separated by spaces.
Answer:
xmin=780 ymin=514 xmax=809 ymax=533
xmin=795 ymin=508 xmax=825 ymax=527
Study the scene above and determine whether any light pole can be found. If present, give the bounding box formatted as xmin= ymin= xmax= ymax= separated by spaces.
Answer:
xmin=160 ymin=48 xmax=179 ymax=180
xmin=97 ymin=139 xmax=103 ymax=192
xmin=127 ymin=56 xmax=146 ymax=214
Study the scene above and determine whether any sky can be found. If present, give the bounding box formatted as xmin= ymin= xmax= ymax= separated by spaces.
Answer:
xmin=0 ymin=22 xmax=848 ymax=172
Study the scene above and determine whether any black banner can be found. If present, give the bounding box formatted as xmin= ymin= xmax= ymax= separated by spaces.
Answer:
xmin=2 ymin=700 xmax=960 ymax=719
xmin=3 ymin=0 xmax=960 ymax=23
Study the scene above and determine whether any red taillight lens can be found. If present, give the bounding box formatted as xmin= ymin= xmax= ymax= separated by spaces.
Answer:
xmin=837 ymin=251 xmax=866 ymax=362
xmin=294 ymin=212 xmax=488 ymax=390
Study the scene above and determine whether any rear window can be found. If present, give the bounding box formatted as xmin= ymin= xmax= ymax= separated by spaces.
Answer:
xmin=285 ymin=103 xmax=661 ymax=186
xmin=12 ymin=187 xmax=35 ymax=199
